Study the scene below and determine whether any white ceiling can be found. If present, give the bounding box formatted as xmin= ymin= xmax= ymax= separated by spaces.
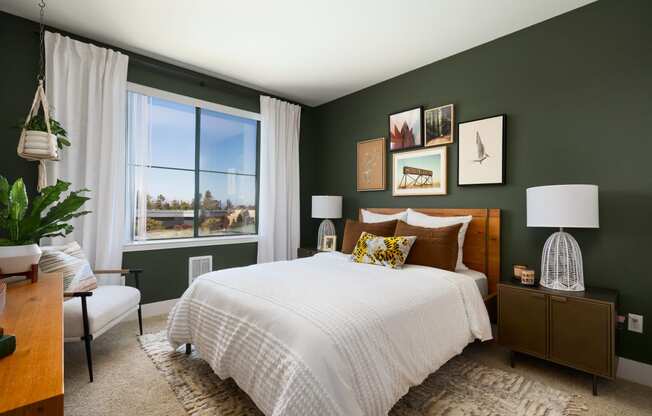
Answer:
xmin=1 ymin=0 xmax=594 ymax=106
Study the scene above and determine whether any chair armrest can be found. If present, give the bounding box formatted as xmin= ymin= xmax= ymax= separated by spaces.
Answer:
xmin=93 ymin=269 xmax=129 ymax=275
xmin=64 ymin=291 xmax=93 ymax=298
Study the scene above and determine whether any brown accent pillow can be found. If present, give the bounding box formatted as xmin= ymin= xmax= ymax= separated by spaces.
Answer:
xmin=341 ymin=219 xmax=398 ymax=254
xmin=394 ymin=221 xmax=461 ymax=271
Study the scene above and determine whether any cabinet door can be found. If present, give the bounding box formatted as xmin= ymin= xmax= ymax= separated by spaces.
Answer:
xmin=498 ymin=286 xmax=547 ymax=358
xmin=549 ymin=296 xmax=612 ymax=377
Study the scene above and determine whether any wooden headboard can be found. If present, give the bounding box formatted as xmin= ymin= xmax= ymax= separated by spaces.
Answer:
xmin=360 ymin=208 xmax=501 ymax=296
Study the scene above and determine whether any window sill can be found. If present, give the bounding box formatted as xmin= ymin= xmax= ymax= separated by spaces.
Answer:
xmin=122 ymin=235 xmax=258 ymax=252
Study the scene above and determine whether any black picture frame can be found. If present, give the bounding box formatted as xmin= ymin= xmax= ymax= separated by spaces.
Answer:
xmin=457 ymin=114 xmax=506 ymax=186
xmin=388 ymin=106 xmax=423 ymax=152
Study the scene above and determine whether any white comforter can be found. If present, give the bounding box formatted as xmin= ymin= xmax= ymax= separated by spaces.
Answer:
xmin=167 ymin=252 xmax=492 ymax=416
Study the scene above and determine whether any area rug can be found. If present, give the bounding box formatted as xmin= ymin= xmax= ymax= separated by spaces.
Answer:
xmin=139 ymin=331 xmax=587 ymax=416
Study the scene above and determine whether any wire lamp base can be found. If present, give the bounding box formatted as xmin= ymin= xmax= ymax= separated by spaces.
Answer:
xmin=540 ymin=229 xmax=585 ymax=291
xmin=316 ymin=219 xmax=336 ymax=250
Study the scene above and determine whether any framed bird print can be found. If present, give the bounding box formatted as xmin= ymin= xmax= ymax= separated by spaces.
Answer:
xmin=458 ymin=114 xmax=505 ymax=185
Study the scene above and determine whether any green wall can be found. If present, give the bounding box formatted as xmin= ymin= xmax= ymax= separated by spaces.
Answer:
xmin=306 ymin=0 xmax=652 ymax=364
xmin=0 ymin=11 xmax=316 ymax=304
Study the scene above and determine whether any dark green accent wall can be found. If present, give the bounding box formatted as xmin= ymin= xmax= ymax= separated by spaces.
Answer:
xmin=304 ymin=0 xmax=652 ymax=364
xmin=0 ymin=11 xmax=316 ymax=304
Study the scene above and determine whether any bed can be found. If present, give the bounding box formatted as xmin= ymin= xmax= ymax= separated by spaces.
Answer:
xmin=167 ymin=208 xmax=500 ymax=416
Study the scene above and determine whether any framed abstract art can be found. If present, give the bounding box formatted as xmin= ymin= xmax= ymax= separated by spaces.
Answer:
xmin=357 ymin=137 xmax=386 ymax=191
xmin=389 ymin=107 xmax=422 ymax=151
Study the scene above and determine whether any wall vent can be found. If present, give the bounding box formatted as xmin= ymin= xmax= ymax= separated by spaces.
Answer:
xmin=188 ymin=255 xmax=212 ymax=286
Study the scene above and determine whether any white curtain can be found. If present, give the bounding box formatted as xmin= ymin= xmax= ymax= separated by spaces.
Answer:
xmin=44 ymin=31 xmax=129 ymax=285
xmin=126 ymin=92 xmax=152 ymax=241
xmin=257 ymin=96 xmax=301 ymax=263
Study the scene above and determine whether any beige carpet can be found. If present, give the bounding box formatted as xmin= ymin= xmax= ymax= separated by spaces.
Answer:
xmin=139 ymin=330 xmax=586 ymax=415
xmin=64 ymin=316 xmax=652 ymax=416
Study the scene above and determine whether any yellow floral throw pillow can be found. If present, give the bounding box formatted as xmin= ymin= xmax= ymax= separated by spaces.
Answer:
xmin=351 ymin=232 xmax=416 ymax=269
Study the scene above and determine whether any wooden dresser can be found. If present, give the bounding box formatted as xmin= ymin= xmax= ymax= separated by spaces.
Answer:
xmin=498 ymin=281 xmax=617 ymax=395
xmin=0 ymin=273 xmax=64 ymax=416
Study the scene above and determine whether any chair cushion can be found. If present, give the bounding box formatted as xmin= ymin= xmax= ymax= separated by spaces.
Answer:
xmin=64 ymin=285 xmax=141 ymax=339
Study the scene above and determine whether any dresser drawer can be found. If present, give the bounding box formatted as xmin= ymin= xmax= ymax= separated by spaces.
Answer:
xmin=498 ymin=285 xmax=547 ymax=358
xmin=548 ymin=295 xmax=613 ymax=377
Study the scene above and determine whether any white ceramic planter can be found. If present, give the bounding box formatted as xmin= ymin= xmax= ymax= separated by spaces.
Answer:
xmin=0 ymin=244 xmax=42 ymax=275
xmin=22 ymin=130 xmax=58 ymax=160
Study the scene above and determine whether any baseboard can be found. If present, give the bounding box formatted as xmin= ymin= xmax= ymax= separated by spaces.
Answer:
xmin=617 ymin=356 xmax=652 ymax=387
xmin=125 ymin=298 xmax=179 ymax=321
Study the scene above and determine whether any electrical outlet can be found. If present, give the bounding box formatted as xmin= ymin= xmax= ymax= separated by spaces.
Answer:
xmin=628 ymin=313 xmax=644 ymax=333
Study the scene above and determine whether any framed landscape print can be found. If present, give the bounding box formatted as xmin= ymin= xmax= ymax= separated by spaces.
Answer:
xmin=424 ymin=104 xmax=454 ymax=146
xmin=389 ymin=107 xmax=422 ymax=151
xmin=458 ymin=114 xmax=505 ymax=185
xmin=357 ymin=137 xmax=386 ymax=191
xmin=392 ymin=147 xmax=447 ymax=196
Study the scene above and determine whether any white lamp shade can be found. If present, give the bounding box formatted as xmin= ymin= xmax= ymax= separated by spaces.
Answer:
xmin=312 ymin=195 xmax=342 ymax=219
xmin=527 ymin=185 xmax=599 ymax=228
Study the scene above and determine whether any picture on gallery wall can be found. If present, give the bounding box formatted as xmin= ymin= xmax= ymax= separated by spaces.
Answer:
xmin=392 ymin=147 xmax=447 ymax=196
xmin=389 ymin=107 xmax=422 ymax=151
xmin=357 ymin=137 xmax=386 ymax=191
xmin=424 ymin=104 xmax=454 ymax=146
xmin=457 ymin=114 xmax=505 ymax=185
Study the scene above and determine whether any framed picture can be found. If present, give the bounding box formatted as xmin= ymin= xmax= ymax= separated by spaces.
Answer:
xmin=389 ymin=107 xmax=422 ymax=151
xmin=458 ymin=114 xmax=505 ymax=186
xmin=322 ymin=235 xmax=337 ymax=252
xmin=392 ymin=147 xmax=447 ymax=196
xmin=424 ymin=104 xmax=454 ymax=146
xmin=357 ymin=137 xmax=386 ymax=191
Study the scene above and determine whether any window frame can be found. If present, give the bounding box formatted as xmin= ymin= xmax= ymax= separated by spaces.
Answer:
xmin=123 ymin=82 xmax=260 ymax=252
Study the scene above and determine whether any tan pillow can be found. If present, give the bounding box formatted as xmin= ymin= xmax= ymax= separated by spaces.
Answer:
xmin=394 ymin=221 xmax=461 ymax=271
xmin=341 ymin=219 xmax=398 ymax=254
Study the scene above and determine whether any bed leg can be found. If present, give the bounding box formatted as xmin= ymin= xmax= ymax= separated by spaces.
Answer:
xmin=185 ymin=343 xmax=191 ymax=355
xmin=510 ymin=350 xmax=515 ymax=368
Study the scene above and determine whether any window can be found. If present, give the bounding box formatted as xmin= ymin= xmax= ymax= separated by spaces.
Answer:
xmin=126 ymin=84 xmax=259 ymax=244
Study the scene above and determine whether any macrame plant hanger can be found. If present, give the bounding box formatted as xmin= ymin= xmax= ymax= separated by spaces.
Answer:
xmin=16 ymin=0 xmax=59 ymax=191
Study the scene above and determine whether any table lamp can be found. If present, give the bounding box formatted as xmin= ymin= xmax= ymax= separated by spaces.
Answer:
xmin=312 ymin=196 xmax=342 ymax=250
xmin=526 ymin=184 xmax=599 ymax=291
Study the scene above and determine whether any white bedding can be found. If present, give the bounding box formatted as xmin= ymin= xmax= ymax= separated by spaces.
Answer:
xmin=167 ymin=252 xmax=492 ymax=416
xmin=458 ymin=268 xmax=489 ymax=298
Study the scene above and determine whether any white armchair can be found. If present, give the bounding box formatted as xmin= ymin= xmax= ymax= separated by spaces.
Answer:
xmin=64 ymin=269 xmax=143 ymax=382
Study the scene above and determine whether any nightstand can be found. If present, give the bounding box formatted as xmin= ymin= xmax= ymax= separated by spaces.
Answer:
xmin=297 ymin=247 xmax=320 ymax=258
xmin=498 ymin=281 xmax=617 ymax=395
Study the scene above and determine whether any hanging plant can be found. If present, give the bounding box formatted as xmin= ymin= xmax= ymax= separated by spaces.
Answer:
xmin=14 ymin=0 xmax=70 ymax=190
xmin=17 ymin=112 xmax=71 ymax=150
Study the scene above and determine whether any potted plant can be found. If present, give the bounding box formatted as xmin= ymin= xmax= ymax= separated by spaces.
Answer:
xmin=0 ymin=176 xmax=90 ymax=274
xmin=17 ymin=113 xmax=71 ymax=155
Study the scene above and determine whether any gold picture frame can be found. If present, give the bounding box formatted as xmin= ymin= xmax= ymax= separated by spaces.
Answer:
xmin=322 ymin=235 xmax=337 ymax=252
xmin=392 ymin=147 xmax=447 ymax=196
xmin=357 ymin=137 xmax=386 ymax=191
xmin=424 ymin=104 xmax=454 ymax=146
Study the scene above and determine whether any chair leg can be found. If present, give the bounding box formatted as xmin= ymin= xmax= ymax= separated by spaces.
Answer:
xmin=138 ymin=305 xmax=143 ymax=336
xmin=83 ymin=335 xmax=93 ymax=382
xmin=185 ymin=343 xmax=191 ymax=355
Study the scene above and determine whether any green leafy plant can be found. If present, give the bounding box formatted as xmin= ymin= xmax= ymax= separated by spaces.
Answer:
xmin=18 ymin=114 xmax=71 ymax=149
xmin=0 ymin=176 xmax=90 ymax=246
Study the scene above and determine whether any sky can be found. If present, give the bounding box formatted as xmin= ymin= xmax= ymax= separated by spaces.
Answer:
xmin=129 ymin=94 xmax=257 ymax=206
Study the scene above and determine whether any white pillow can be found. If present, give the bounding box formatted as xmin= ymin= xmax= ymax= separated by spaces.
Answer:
xmin=361 ymin=209 xmax=407 ymax=223
xmin=406 ymin=208 xmax=472 ymax=271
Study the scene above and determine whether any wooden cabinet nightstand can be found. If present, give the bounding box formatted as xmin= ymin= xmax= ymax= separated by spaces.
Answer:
xmin=498 ymin=281 xmax=617 ymax=395
xmin=297 ymin=247 xmax=320 ymax=258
